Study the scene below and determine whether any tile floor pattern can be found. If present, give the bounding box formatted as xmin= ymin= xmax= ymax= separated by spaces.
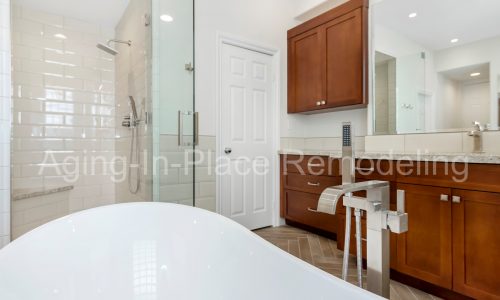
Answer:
xmin=254 ymin=226 xmax=441 ymax=300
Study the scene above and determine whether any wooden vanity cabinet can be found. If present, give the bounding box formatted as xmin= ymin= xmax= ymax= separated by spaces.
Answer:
xmin=287 ymin=0 xmax=368 ymax=113
xmin=280 ymin=156 xmax=500 ymax=299
xmin=280 ymin=155 xmax=340 ymax=237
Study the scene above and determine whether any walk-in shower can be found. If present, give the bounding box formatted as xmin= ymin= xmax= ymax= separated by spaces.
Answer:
xmin=8 ymin=0 xmax=200 ymax=241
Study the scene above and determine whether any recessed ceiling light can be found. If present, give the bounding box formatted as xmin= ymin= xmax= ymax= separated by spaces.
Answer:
xmin=470 ymin=72 xmax=481 ymax=77
xmin=54 ymin=33 xmax=67 ymax=40
xmin=408 ymin=12 xmax=417 ymax=18
xmin=160 ymin=14 xmax=174 ymax=22
xmin=450 ymin=38 xmax=459 ymax=43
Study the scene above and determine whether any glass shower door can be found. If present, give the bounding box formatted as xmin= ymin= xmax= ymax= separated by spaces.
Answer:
xmin=152 ymin=0 xmax=196 ymax=205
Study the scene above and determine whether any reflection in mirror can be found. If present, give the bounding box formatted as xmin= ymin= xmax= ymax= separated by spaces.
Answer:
xmin=372 ymin=0 xmax=500 ymax=134
xmin=437 ymin=63 xmax=490 ymax=129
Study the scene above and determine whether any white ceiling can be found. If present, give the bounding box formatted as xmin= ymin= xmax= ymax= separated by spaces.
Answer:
xmin=373 ymin=0 xmax=500 ymax=50
xmin=440 ymin=63 xmax=490 ymax=83
xmin=14 ymin=0 xmax=130 ymax=28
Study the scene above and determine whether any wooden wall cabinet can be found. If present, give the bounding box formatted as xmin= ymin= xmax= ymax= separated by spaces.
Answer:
xmin=288 ymin=0 xmax=368 ymax=114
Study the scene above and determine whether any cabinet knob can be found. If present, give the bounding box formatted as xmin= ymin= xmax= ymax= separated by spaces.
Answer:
xmin=321 ymin=101 xmax=326 ymax=105
xmin=316 ymin=101 xmax=321 ymax=106
xmin=440 ymin=194 xmax=449 ymax=202
xmin=452 ymin=196 xmax=461 ymax=204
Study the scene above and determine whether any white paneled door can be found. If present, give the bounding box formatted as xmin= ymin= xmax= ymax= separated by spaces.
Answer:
xmin=220 ymin=43 xmax=275 ymax=230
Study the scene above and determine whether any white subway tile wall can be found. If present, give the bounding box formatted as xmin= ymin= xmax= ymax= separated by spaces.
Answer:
xmin=11 ymin=5 xmax=117 ymax=239
xmin=114 ymin=0 xmax=152 ymax=203
xmin=0 ymin=0 xmax=11 ymax=248
xmin=158 ymin=135 xmax=216 ymax=212
xmin=283 ymin=132 xmax=500 ymax=154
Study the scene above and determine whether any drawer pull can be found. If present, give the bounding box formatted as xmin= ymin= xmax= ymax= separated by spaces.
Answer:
xmin=307 ymin=182 xmax=320 ymax=186
xmin=440 ymin=194 xmax=449 ymax=202
xmin=356 ymin=167 xmax=375 ymax=172
xmin=308 ymin=163 xmax=323 ymax=167
xmin=308 ymin=207 xmax=320 ymax=213
xmin=452 ymin=196 xmax=461 ymax=204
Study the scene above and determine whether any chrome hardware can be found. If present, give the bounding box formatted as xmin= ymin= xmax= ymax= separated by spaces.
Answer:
xmin=468 ymin=121 xmax=485 ymax=153
xmin=308 ymin=207 xmax=320 ymax=213
xmin=307 ymin=163 xmax=323 ymax=167
xmin=397 ymin=190 xmax=406 ymax=213
xmin=185 ymin=62 xmax=194 ymax=72
xmin=312 ymin=120 xmax=408 ymax=298
xmin=178 ymin=110 xmax=183 ymax=146
xmin=307 ymin=182 xmax=320 ymax=186
xmin=452 ymin=196 xmax=461 ymax=204
xmin=440 ymin=194 xmax=449 ymax=202
xmin=144 ymin=14 xmax=152 ymax=27
xmin=356 ymin=167 xmax=375 ymax=173
xmin=194 ymin=112 xmax=199 ymax=146
xmin=224 ymin=147 xmax=232 ymax=155
xmin=122 ymin=119 xmax=131 ymax=127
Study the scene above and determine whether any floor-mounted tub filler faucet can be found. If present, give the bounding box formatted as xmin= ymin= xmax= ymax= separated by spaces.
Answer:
xmin=309 ymin=122 xmax=408 ymax=298
xmin=468 ymin=121 xmax=485 ymax=153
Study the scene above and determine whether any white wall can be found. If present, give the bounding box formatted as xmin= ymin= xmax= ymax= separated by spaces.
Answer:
xmin=460 ymin=82 xmax=490 ymax=128
xmin=434 ymin=36 xmax=500 ymax=129
xmin=196 ymin=0 xmax=370 ymax=140
xmin=436 ymin=75 xmax=461 ymax=129
xmin=115 ymin=0 xmax=152 ymax=203
xmin=0 ymin=0 xmax=11 ymax=248
xmin=373 ymin=24 xmax=432 ymax=134
xmin=196 ymin=0 xmax=300 ymax=137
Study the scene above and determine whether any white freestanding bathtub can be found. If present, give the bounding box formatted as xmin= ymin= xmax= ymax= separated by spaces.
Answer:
xmin=0 ymin=203 xmax=381 ymax=299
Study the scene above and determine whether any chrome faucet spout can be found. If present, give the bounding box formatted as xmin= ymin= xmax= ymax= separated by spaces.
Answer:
xmin=468 ymin=121 xmax=485 ymax=153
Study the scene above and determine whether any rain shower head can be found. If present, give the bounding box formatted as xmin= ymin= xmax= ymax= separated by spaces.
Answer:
xmin=96 ymin=39 xmax=132 ymax=56
xmin=97 ymin=43 xmax=119 ymax=56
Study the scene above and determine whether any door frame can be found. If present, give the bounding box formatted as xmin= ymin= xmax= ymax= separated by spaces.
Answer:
xmin=215 ymin=32 xmax=281 ymax=227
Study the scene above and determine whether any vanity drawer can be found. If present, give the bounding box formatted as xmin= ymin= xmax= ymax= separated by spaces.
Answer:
xmin=397 ymin=162 xmax=500 ymax=193
xmin=284 ymin=173 xmax=340 ymax=194
xmin=355 ymin=159 xmax=396 ymax=181
xmin=282 ymin=155 xmax=339 ymax=176
xmin=285 ymin=190 xmax=337 ymax=233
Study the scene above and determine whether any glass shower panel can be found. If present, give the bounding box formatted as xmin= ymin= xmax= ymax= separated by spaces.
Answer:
xmin=152 ymin=0 xmax=195 ymax=205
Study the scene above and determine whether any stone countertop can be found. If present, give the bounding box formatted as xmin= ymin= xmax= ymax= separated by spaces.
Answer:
xmin=278 ymin=149 xmax=500 ymax=164
xmin=12 ymin=185 xmax=74 ymax=201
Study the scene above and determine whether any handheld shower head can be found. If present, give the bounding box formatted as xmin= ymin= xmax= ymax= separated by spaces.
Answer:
xmin=128 ymin=96 xmax=139 ymax=121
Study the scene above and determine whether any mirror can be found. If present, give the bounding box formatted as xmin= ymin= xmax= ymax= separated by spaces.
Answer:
xmin=372 ymin=0 xmax=500 ymax=134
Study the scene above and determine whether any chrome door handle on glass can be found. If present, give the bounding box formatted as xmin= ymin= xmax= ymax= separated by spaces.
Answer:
xmin=178 ymin=110 xmax=184 ymax=146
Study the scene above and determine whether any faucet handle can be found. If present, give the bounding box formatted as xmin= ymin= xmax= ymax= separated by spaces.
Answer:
xmin=397 ymin=190 xmax=405 ymax=213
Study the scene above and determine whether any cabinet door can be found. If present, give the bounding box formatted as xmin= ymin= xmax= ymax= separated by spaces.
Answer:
xmin=452 ymin=190 xmax=500 ymax=299
xmin=396 ymin=184 xmax=452 ymax=289
xmin=323 ymin=8 xmax=365 ymax=108
xmin=288 ymin=28 xmax=325 ymax=113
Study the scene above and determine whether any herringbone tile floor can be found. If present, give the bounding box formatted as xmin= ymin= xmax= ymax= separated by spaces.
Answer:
xmin=255 ymin=226 xmax=441 ymax=300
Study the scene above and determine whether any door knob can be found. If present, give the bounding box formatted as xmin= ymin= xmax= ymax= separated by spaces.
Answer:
xmin=224 ymin=147 xmax=232 ymax=154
